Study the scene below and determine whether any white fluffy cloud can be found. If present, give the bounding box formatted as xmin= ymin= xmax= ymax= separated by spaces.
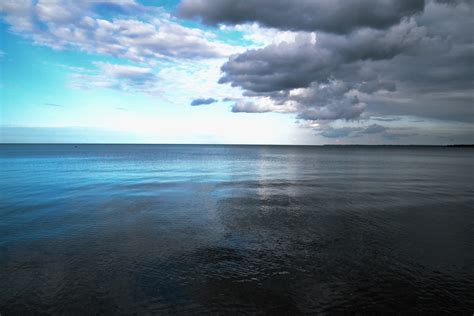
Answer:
xmin=0 ymin=0 xmax=239 ymax=62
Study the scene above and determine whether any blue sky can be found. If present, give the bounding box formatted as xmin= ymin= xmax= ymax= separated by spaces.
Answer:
xmin=0 ymin=0 xmax=472 ymax=144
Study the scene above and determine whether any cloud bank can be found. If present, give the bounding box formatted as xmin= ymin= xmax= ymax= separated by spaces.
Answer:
xmin=179 ymin=0 xmax=425 ymax=34
xmin=180 ymin=0 xmax=474 ymax=138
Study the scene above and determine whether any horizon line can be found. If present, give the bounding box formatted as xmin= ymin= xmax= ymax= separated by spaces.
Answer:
xmin=1 ymin=143 xmax=473 ymax=147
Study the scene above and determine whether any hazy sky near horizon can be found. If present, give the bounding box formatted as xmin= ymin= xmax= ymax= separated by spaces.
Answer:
xmin=0 ymin=0 xmax=472 ymax=144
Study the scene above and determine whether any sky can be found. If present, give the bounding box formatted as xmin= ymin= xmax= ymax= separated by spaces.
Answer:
xmin=0 ymin=0 xmax=472 ymax=145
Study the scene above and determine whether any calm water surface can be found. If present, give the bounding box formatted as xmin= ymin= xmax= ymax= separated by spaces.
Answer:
xmin=1 ymin=145 xmax=473 ymax=314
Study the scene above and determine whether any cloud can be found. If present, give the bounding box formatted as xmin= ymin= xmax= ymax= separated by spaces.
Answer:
xmin=320 ymin=127 xmax=360 ymax=138
xmin=216 ymin=20 xmax=424 ymax=121
xmin=0 ymin=0 xmax=239 ymax=62
xmin=179 ymin=0 xmax=425 ymax=34
xmin=360 ymin=124 xmax=388 ymax=134
xmin=180 ymin=0 xmax=473 ymax=128
xmin=371 ymin=117 xmax=402 ymax=122
xmin=383 ymin=131 xmax=419 ymax=140
xmin=2 ymin=0 xmax=472 ymax=144
xmin=230 ymin=97 xmax=297 ymax=113
xmin=68 ymin=57 xmax=244 ymax=105
xmin=220 ymin=20 xmax=425 ymax=92
xmin=317 ymin=124 xmax=388 ymax=138
xmin=220 ymin=23 xmax=303 ymax=47
xmin=218 ymin=22 xmax=425 ymax=94
xmin=100 ymin=63 xmax=157 ymax=85
xmin=191 ymin=98 xmax=217 ymax=106
xmin=71 ymin=62 xmax=160 ymax=94
xmin=231 ymin=100 xmax=270 ymax=113
xmin=296 ymin=98 xmax=367 ymax=121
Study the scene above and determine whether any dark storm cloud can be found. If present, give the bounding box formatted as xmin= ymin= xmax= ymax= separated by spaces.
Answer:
xmin=182 ymin=0 xmax=473 ymax=127
xmin=179 ymin=0 xmax=425 ymax=34
xmin=217 ymin=20 xmax=425 ymax=121
xmin=296 ymin=96 xmax=366 ymax=121
xmin=363 ymin=2 xmax=474 ymax=123
xmin=191 ymin=98 xmax=218 ymax=106
xmin=365 ymin=95 xmax=474 ymax=123
xmin=219 ymin=21 xmax=424 ymax=94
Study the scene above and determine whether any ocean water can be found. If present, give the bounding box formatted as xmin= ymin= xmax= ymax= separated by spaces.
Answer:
xmin=0 ymin=144 xmax=473 ymax=314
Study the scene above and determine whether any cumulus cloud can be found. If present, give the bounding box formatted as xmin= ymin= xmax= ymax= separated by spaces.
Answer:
xmin=0 ymin=0 xmax=238 ymax=62
xmin=217 ymin=20 xmax=424 ymax=121
xmin=219 ymin=20 xmax=425 ymax=92
xmin=179 ymin=0 xmax=425 ymax=34
xmin=191 ymin=98 xmax=217 ymax=106
xmin=180 ymin=0 xmax=474 ymax=137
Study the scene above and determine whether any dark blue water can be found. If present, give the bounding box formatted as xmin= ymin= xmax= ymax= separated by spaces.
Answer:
xmin=1 ymin=144 xmax=473 ymax=314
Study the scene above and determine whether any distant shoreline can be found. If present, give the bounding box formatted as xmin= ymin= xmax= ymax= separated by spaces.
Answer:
xmin=1 ymin=143 xmax=473 ymax=147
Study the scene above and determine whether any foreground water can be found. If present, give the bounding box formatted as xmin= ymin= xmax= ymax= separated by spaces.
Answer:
xmin=0 ymin=144 xmax=473 ymax=313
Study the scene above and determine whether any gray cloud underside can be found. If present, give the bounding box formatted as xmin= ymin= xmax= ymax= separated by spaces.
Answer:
xmin=231 ymin=100 xmax=270 ymax=113
xmin=191 ymin=0 xmax=473 ymax=125
xmin=319 ymin=124 xmax=388 ymax=138
xmin=317 ymin=124 xmax=428 ymax=141
xmin=219 ymin=20 xmax=426 ymax=121
xmin=191 ymin=98 xmax=218 ymax=106
xmin=179 ymin=0 xmax=425 ymax=34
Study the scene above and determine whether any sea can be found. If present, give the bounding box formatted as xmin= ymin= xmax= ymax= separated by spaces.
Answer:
xmin=1 ymin=144 xmax=473 ymax=314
